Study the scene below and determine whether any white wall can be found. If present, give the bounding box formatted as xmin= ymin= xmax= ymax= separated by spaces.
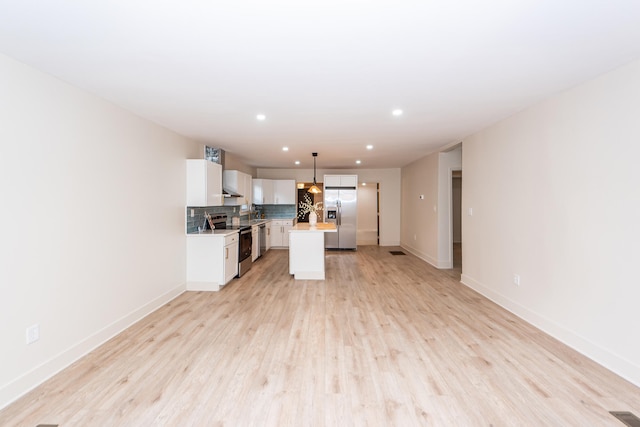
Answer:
xmin=0 ymin=53 xmax=198 ymax=408
xmin=461 ymin=59 xmax=640 ymax=386
xmin=400 ymin=147 xmax=462 ymax=267
xmin=400 ymin=153 xmax=439 ymax=264
xmin=223 ymin=150 xmax=258 ymax=177
xmin=257 ymin=168 xmax=401 ymax=246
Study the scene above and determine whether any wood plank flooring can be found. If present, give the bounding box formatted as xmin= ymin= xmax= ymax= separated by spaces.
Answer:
xmin=1 ymin=246 xmax=639 ymax=426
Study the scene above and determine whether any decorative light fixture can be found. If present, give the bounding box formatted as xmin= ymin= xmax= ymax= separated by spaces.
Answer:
xmin=309 ymin=152 xmax=322 ymax=194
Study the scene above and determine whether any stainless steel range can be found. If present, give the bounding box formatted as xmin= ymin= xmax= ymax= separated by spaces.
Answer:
xmin=204 ymin=214 xmax=252 ymax=277
xmin=234 ymin=225 xmax=252 ymax=277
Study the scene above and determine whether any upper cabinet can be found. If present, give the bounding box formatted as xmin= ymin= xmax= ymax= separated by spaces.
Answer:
xmin=324 ymin=174 xmax=357 ymax=188
xmin=186 ymin=159 xmax=223 ymax=206
xmin=253 ymin=179 xmax=274 ymax=204
xmin=254 ymin=179 xmax=296 ymax=205
xmin=223 ymin=170 xmax=252 ymax=207
xmin=273 ymin=179 xmax=296 ymax=204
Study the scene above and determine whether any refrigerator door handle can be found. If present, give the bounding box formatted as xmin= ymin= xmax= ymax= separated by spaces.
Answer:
xmin=337 ymin=200 xmax=341 ymax=226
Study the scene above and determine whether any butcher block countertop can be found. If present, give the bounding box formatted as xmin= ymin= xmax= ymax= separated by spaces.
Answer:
xmin=290 ymin=223 xmax=336 ymax=232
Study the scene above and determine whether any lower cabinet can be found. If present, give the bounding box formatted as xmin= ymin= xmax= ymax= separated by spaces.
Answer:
xmin=223 ymin=236 xmax=239 ymax=284
xmin=270 ymin=219 xmax=295 ymax=248
xmin=187 ymin=232 xmax=239 ymax=291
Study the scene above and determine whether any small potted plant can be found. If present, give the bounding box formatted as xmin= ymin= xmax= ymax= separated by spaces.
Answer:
xmin=298 ymin=193 xmax=323 ymax=226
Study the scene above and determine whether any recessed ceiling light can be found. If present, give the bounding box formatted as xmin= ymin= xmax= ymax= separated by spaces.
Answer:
xmin=282 ymin=147 xmax=289 ymax=152
xmin=366 ymin=144 xmax=373 ymax=150
xmin=256 ymin=114 xmax=266 ymax=121
xmin=295 ymin=160 xmax=300 ymax=165
xmin=355 ymin=160 xmax=361 ymax=165
xmin=362 ymin=182 xmax=367 ymax=186
xmin=392 ymin=109 xmax=403 ymax=116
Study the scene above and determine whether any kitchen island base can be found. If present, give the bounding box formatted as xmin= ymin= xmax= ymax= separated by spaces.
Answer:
xmin=288 ymin=223 xmax=336 ymax=280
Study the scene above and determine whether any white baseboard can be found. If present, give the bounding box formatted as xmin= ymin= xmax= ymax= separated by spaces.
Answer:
xmin=357 ymin=241 xmax=379 ymax=246
xmin=186 ymin=281 xmax=222 ymax=291
xmin=0 ymin=282 xmax=186 ymax=410
xmin=401 ymin=244 xmax=439 ymax=268
xmin=400 ymin=244 xmax=453 ymax=269
xmin=460 ymin=274 xmax=640 ymax=388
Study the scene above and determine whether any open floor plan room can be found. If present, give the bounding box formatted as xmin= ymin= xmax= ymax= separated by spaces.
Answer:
xmin=1 ymin=246 xmax=638 ymax=426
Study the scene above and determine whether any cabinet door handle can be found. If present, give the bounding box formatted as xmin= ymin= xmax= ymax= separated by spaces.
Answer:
xmin=225 ymin=247 xmax=228 ymax=259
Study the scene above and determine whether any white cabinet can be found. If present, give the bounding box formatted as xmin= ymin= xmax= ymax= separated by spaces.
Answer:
xmin=253 ymin=179 xmax=295 ymax=205
xmin=223 ymin=170 xmax=252 ymax=207
xmin=289 ymin=226 xmax=333 ymax=280
xmin=187 ymin=232 xmax=239 ymax=291
xmin=252 ymin=225 xmax=260 ymax=261
xmin=270 ymin=219 xmax=295 ymax=248
xmin=253 ymin=179 xmax=274 ymax=204
xmin=186 ymin=159 xmax=223 ymax=206
xmin=224 ymin=236 xmax=239 ymax=284
xmin=324 ymin=174 xmax=357 ymax=188
xmin=273 ymin=179 xmax=296 ymax=204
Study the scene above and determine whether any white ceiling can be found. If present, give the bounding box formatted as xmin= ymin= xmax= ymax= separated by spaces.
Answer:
xmin=2 ymin=1 xmax=640 ymax=169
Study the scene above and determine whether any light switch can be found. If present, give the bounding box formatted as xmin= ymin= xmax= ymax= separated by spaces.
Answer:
xmin=468 ymin=207 xmax=473 ymax=216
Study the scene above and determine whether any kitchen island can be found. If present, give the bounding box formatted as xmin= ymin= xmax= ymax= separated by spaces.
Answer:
xmin=288 ymin=222 xmax=337 ymax=280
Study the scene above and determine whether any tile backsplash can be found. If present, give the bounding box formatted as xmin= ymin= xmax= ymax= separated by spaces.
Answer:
xmin=185 ymin=206 xmax=233 ymax=233
xmin=257 ymin=204 xmax=296 ymax=219
xmin=185 ymin=204 xmax=296 ymax=233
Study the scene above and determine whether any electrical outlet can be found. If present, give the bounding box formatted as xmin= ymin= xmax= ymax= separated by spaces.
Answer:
xmin=468 ymin=207 xmax=473 ymax=216
xmin=26 ymin=324 xmax=40 ymax=344
xmin=513 ymin=274 xmax=520 ymax=286
xmin=190 ymin=209 xmax=195 ymax=218
xmin=413 ymin=234 xmax=417 ymax=241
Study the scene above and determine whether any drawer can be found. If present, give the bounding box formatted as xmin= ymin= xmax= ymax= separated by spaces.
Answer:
xmin=225 ymin=233 xmax=238 ymax=245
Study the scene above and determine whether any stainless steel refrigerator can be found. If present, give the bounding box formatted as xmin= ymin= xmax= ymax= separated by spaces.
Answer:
xmin=324 ymin=185 xmax=357 ymax=250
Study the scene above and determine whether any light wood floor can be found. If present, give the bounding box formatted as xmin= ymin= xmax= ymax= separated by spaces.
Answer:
xmin=2 ymin=246 xmax=639 ymax=426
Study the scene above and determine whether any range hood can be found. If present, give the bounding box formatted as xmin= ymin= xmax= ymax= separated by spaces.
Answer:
xmin=207 ymin=147 xmax=245 ymax=198
xmin=223 ymin=188 xmax=243 ymax=198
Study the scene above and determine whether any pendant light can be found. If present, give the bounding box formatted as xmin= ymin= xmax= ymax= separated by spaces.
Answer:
xmin=309 ymin=152 xmax=322 ymax=194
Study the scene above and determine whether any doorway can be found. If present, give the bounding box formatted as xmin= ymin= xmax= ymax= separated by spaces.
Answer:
xmin=452 ymin=171 xmax=462 ymax=270
xmin=357 ymin=182 xmax=379 ymax=245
